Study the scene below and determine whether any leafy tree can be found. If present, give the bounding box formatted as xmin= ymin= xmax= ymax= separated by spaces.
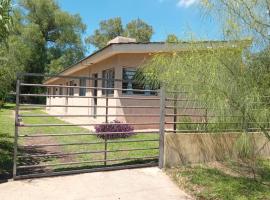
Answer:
xmin=0 ymin=0 xmax=12 ymax=44
xmin=85 ymin=17 xmax=123 ymax=49
xmin=15 ymin=0 xmax=86 ymax=74
xmin=86 ymin=17 xmax=153 ymax=49
xmin=201 ymin=0 xmax=270 ymax=46
xmin=124 ymin=19 xmax=153 ymax=43
xmin=166 ymin=34 xmax=180 ymax=43
xmin=0 ymin=0 xmax=86 ymax=104
xmin=138 ymin=40 xmax=269 ymax=140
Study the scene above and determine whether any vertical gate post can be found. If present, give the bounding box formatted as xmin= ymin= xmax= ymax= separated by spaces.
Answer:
xmin=159 ymin=87 xmax=166 ymax=168
xmin=104 ymin=82 xmax=109 ymax=166
xmin=13 ymin=77 xmax=21 ymax=179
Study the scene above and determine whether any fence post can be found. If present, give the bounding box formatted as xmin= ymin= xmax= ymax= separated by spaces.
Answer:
xmin=13 ymin=77 xmax=21 ymax=179
xmin=159 ymin=87 xmax=166 ymax=168
xmin=104 ymin=81 xmax=109 ymax=166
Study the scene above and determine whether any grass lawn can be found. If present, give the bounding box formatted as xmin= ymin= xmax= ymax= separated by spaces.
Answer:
xmin=0 ymin=103 xmax=15 ymax=180
xmin=0 ymin=104 xmax=159 ymax=175
xmin=167 ymin=161 xmax=270 ymax=200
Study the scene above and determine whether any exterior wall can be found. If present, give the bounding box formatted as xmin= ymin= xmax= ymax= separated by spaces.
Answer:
xmin=164 ymin=132 xmax=270 ymax=167
xmin=45 ymin=53 xmax=167 ymax=130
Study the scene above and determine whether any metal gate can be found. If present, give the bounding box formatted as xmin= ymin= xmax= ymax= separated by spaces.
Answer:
xmin=13 ymin=73 xmax=165 ymax=179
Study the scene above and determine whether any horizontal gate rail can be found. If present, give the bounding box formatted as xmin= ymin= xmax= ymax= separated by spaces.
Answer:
xmin=17 ymin=156 xmax=159 ymax=169
xmin=14 ymin=163 xmax=158 ymax=180
xmin=18 ymin=122 xmax=160 ymax=127
xmin=19 ymin=104 xmax=161 ymax=109
xmin=19 ymin=93 xmax=160 ymax=100
xmin=19 ymin=139 xmax=159 ymax=148
xmin=19 ymin=114 xmax=160 ymax=118
xmin=20 ymin=83 xmax=158 ymax=93
xmin=18 ymin=130 xmax=159 ymax=137
xmin=17 ymin=147 xmax=159 ymax=158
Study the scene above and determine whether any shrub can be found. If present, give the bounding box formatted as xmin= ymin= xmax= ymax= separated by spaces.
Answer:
xmin=94 ymin=120 xmax=135 ymax=140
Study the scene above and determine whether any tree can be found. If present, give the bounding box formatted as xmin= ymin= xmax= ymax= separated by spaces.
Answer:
xmin=86 ymin=17 xmax=123 ymax=49
xmin=0 ymin=0 xmax=86 ymax=104
xmin=124 ymin=19 xmax=153 ymax=43
xmin=86 ymin=17 xmax=153 ymax=49
xmin=0 ymin=0 xmax=12 ymax=44
xmin=15 ymin=0 xmax=86 ymax=74
xmin=166 ymin=34 xmax=180 ymax=43
xmin=201 ymin=0 xmax=270 ymax=46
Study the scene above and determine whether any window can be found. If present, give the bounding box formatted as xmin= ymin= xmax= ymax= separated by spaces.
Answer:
xmin=59 ymin=84 xmax=63 ymax=95
xmin=52 ymin=87 xmax=56 ymax=98
xmin=69 ymin=80 xmax=74 ymax=96
xmin=92 ymin=73 xmax=98 ymax=117
xmin=47 ymin=88 xmax=51 ymax=96
xmin=122 ymin=68 xmax=158 ymax=95
xmin=79 ymin=78 xmax=86 ymax=96
xmin=102 ymin=69 xmax=115 ymax=95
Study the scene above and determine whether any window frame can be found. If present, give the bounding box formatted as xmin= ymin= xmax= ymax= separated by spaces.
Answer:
xmin=122 ymin=67 xmax=158 ymax=96
xmin=79 ymin=78 xmax=87 ymax=96
xmin=102 ymin=68 xmax=115 ymax=95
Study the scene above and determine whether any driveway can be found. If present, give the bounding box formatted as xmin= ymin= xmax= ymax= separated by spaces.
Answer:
xmin=0 ymin=167 xmax=192 ymax=200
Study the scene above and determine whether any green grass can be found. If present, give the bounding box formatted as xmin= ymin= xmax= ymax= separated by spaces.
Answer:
xmin=167 ymin=161 xmax=270 ymax=200
xmin=0 ymin=103 xmax=15 ymax=180
xmin=17 ymin=108 xmax=159 ymax=174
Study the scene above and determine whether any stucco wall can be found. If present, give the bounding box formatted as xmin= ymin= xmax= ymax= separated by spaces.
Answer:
xmin=164 ymin=132 xmax=270 ymax=167
xmin=45 ymin=53 xmax=167 ymax=130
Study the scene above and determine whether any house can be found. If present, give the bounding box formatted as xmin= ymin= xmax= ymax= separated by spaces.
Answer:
xmin=44 ymin=36 xmax=249 ymax=130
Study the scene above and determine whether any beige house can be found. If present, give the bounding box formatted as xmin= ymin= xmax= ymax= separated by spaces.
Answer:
xmin=44 ymin=37 xmax=249 ymax=130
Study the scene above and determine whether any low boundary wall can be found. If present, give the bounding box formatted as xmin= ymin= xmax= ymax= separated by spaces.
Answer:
xmin=164 ymin=132 xmax=270 ymax=167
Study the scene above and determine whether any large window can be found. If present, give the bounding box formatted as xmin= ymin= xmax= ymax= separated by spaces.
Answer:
xmin=102 ymin=69 xmax=115 ymax=95
xmin=79 ymin=78 xmax=86 ymax=96
xmin=69 ymin=80 xmax=75 ymax=96
xmin=122 ymin=68 xmax=157 ymax=95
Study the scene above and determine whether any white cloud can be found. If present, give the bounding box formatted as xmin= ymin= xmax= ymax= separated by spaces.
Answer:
xmin=177 ymin=0 xmax=198 ymax=8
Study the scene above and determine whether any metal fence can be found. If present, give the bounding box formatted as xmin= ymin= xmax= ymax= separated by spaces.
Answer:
xmin=13 ymin=73 xmax=164 ymax=179
xmin=13 ymin=73 xmax=269 ymax=179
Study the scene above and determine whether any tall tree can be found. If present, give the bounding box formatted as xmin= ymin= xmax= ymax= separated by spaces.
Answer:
xmin=86 ymin=17 xmax=123 ymax=49
xmin=201 ymin=0 xmax=270 ymax=46
xmin=15 ymin=0 xmax=86 ymax=74
xmin=166 ymin=34 xmax=180 ymax=43
xmin=86 ymin=17 xmax=153 ymax=49
xmin=124 ymin=19 xmax=153 ymax=43
xmin=0 ymin=0 xmax=12 ymax=44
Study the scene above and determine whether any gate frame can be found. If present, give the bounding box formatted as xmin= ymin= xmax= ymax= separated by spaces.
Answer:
xmin=13 ymin=73 xmax=165 ymax=180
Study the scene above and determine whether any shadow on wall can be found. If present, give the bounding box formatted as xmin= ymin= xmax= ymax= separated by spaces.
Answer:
xmin=164 ymin=132 xmax=270 ymax=167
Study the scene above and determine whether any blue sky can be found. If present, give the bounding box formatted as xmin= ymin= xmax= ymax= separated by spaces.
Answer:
xmin=59 ymin=0 xmax=223 ymax=53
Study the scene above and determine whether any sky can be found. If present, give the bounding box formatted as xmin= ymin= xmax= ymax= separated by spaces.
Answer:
xmin=58 ymin=0 xmax=223 ymax=53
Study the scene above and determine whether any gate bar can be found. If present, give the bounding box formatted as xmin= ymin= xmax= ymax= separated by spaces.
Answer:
xmin=17 ymin=156 xmax=159 ymax=169
xmin=19 ymin=138 xmax=159 ymax=148
xmin=14 ymin=162 xmax=158 ymax=180
xmin=19 ymin=122 xmax=160 ymax=127
xmin=18 ymin=147 xmax=159 ymax=158
xmin=13 ymin=79 xmax=20 ymax=178
xmin=18 ymin=130 xmax=159 ymax=137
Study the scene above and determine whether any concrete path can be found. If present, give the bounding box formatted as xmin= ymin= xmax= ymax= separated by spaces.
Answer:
xmin=0 ymin=167 xmax=192 ymax=200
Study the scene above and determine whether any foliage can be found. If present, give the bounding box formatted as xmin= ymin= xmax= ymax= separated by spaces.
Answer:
xmin=86 ymin=17 xmax=153 ymax=49
xmin=166 ymin=34 xmax=180 ymax=43
xmin=94 ymin=120 xmax=135 ymax=140
xmin=201 ymin=0 xmax=270 ymax=47
xmin=0 ymin=0 xmax=86 ymax=104
xmin=167 ymin=162 xmax=270 ymax=200
xmin=124 ymin=19 xmax=153 ymax=43
xmin=0 ymin=0 xmax=12 ymax=44
xmin=0 ymin=104 xmax=14 ymax=180
xmin=138 ymin=41 xmax=270 ymax=142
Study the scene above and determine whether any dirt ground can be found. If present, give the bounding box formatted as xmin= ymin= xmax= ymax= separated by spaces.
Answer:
xmin=0 ymin=167 xmax=192 ymax=200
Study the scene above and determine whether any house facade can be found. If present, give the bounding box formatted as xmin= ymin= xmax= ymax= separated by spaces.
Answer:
xmin=44 ymin=37 xmax=249 ymax=130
